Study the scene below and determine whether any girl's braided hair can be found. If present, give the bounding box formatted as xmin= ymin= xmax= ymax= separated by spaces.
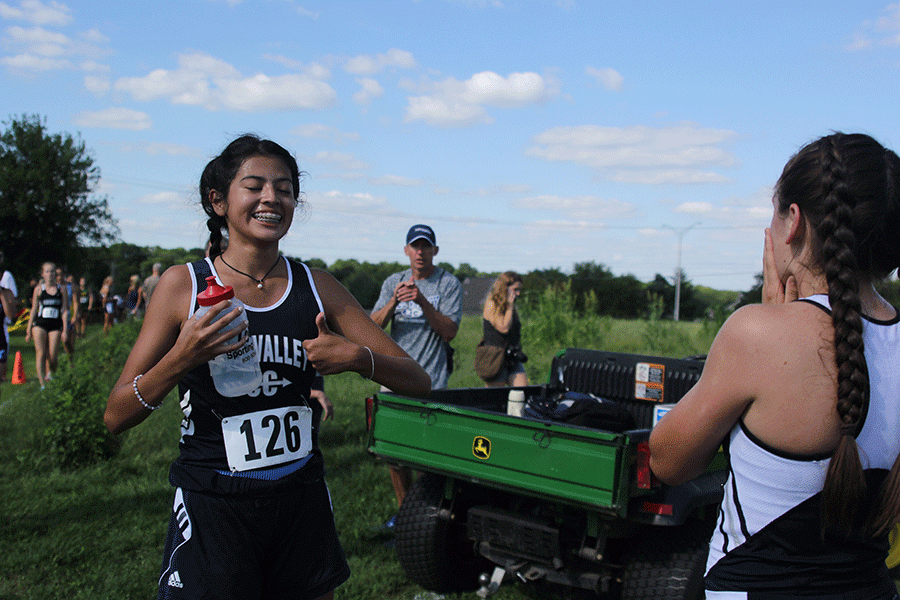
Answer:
xmin=199 ymin=135 xmax=303 ymax=258
xmin=775 ymin=132 xmax=900 ymax=538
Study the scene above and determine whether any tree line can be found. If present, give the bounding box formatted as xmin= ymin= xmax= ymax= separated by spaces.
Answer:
xmin=44 ymin=240 xmax=738 ymax=321
xmin=5 ymin=113 xmax=897 ymax=322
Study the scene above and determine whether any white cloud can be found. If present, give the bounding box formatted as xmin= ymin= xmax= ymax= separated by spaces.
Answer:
xmin=80 ymin=59 xmax=108 ymax=72
xmin=296 ymin=5 xmax=321 ymax=19
xmin=847 ymin=4 xmax=900 ymax=50
xmin=0 ymin=0 xmax=73 ymax=26
xmin=1 ymin=52 xmax=67 ymax=69
xmin=306 ymin=189 xmax=399 ymax=216
xmin=404 ymin=70 xmax=555 ymax=126
xmin=113 ymin=52 xmax=337 ymax=112
xmin=585 ymin=66 xmax=623 ymax=92
xmin=676 ymin=201 xmax=715 ymax=214
xmin=309 ymin=150 xmax=369 ymax=171
xmin=218 ymin=73 xmax=336 ymax=111
xmin=0 ymin=21 xmax=110 ymax=73
xmin=262 ymin=55 xmax=332 ymax=80
xmin=116 ymin=142 xmax=196 ymax=157
xmin=291 ymin=123 xmax=359 ymax=143
xmin=368 ymin=174 xmax=422 ymax=186
xmin=611 ymin=170 xmax=731 ymax=185
xmin=405 ymin=95 xmax=491 ymax=126
xmin=83 ymin=74 xmax=109 ymax=94
xmin=74 ymin=107 xmax=151 ymax=130
xmin=465 ymin=71 xmax=552 ymax=107
xmin=876 ymin=3 xmax=900 ymax=31
xmin=515 ymin=194 xmax=639 ymax=221
xmin=353 ymin=77 xmax=384 ymax=105
xmin=303 ymin=62 xmax=330 ymax=79
xmin=6 ymin=25 xmax=67 ymax=56
xmin=138 ymin=191 xmax=185 ymax=207
xmin=525 ymin=123 xmax=738 ymax=184
xmin=344 ymin=48 xmax=417 ymax=75
xmin=81 ymin=27 xmax=106 ymax=44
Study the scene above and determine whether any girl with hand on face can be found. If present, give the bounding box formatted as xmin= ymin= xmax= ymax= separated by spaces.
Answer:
xmin=649 ymin=133 xmax=900 ymax=600
xmin=481 ymin=271 xmax=528 ymax=388
xmin=105 ymin=135 xmax=430 ymax=600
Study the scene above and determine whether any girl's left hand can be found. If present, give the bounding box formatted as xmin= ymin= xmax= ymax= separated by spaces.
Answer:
xmin=762 ymin=228 xmax=798 ymax=305
xmin=302 ymin=312 xmax=359 ymax=376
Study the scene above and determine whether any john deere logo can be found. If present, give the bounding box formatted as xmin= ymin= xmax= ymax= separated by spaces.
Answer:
xmin=473 ymin=436 xmax=491 ymax=459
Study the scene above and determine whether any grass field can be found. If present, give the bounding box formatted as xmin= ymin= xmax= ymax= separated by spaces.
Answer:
xmin=1 ymin=309 xmax=894 ymax=599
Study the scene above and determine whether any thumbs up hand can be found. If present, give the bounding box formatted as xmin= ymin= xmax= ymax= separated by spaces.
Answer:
xmin=314 ymin=311 xmax=331 ymax=337
xmin=302 ymin=312 xmax=362 ymax=376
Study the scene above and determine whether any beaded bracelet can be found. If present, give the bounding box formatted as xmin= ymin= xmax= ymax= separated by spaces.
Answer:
xmin=362 ymin=346 xmax=375 ymax=380
xmin=133 ymin=374 xmax=160 ymax=411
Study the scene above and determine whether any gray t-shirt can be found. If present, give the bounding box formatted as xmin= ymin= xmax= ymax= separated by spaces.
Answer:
xmin=373 ymin=268 xmax=462 ymax=390
xmin=142 ymin=274 xmax=161 ymax=305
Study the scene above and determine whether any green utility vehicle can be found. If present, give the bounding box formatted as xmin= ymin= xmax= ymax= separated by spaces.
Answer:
xmin=366 ymin=348 xmax=727 ymax=599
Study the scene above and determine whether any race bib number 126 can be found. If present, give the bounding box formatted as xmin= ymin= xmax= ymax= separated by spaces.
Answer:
xmin=221 ymin=406 xmax=312 ymax=472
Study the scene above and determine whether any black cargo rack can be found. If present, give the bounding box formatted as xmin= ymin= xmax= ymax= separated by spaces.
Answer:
xmin=550 ymin=349 xmax=705 ymax=429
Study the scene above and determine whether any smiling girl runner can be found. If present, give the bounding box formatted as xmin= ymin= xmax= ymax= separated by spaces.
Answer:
xmin=105 ymin=135 xmax=430 ymax=600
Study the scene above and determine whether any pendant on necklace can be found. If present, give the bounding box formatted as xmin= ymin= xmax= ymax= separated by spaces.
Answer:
xmin=257 ymin=282 xmax=263 ymax=289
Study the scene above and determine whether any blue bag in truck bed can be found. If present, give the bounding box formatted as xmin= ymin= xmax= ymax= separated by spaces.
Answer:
xmin=523 ymin=391 xmax=636 ymax=432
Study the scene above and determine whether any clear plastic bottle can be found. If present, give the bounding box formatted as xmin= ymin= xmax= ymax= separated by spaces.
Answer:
xmin=195 ymin=276 xmax=262 ymax=397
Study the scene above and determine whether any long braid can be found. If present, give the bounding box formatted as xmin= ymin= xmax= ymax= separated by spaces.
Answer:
xmin=817 ymin=135 xmax=869 ymax=538
xmin=206 ymin=216 xmax=225 ymax=258
xmin=871 ymin=148 xmax=900 ymax=536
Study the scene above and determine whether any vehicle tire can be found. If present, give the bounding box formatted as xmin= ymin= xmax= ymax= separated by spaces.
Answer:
xmin=619 ymin=519 xmax=714 ymax=600
xmin=394 ymin=472 xmax=482 ymax=593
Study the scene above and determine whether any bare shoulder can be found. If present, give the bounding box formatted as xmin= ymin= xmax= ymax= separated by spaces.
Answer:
xmin=717 ymin=302 xmax=808 ymax=346
xmin=158 ymin=264 xmax=193 ymax=294
xmin=309 ymin=268 xmax=345 ymax=298
xmin=706 ymin=302 xmax=831 ymax=397
xmin=309 ymin=268 xmax=361 ymax=313
xmin=147 ymin=265 xmax=194 ymax=321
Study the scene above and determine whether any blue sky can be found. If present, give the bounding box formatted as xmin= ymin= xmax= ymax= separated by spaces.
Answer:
xmin=3 ymin=0 xmax=900 ymax=292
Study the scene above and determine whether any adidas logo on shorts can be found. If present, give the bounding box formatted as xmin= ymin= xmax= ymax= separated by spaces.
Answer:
xmin=168 ymin=571 xmax=184 ymax=589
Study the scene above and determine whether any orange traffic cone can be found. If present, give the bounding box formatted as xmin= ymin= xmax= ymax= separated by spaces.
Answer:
xmin=11 ymin=351 xmax=25 ymax=384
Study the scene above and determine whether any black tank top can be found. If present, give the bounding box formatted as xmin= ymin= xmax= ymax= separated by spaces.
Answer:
xmin=173 ymin=257 xmax=323 ymax=482
xmin=33 ymin=285 xmax=63 ymax=330
xmin=482 ymin=309 xmax=521 ymax=348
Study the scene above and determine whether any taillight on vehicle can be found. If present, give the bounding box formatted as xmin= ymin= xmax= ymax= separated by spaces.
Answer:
xmin=365 ymin=396 xmax=375 ymax=431
xmin=640 ymin=501 xmax=673 ymax=515
xmin=635 ymin=441 xmax=659 ymax=490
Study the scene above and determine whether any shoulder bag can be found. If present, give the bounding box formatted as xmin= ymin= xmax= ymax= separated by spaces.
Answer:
xmin=474 ymin=338 xmax=507 ymax=381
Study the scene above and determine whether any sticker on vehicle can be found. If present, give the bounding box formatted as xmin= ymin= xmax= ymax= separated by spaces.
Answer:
xmin=473 ymin=436 xmax=491 ymax=459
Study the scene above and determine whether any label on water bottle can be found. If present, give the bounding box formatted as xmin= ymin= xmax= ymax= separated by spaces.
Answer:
xmin=208 ymin=324 xmax=262 ymax=397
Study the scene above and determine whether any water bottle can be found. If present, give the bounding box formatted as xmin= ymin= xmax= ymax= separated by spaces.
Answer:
xmin=507 ymin=389 xmax=525 ymax=417
xmin=196 ymin=276 xmax=262 ymax=397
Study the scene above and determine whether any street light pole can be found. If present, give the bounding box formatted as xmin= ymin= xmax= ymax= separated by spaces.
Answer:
xmin=663 ymin=222 xmax=701 ymax=321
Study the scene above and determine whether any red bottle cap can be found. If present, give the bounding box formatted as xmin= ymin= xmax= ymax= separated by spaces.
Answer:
xmin=196 ymin=276 xmax=234 ymax=306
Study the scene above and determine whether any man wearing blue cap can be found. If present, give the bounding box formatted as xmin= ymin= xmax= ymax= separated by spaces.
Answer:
xmin=371 ymin=224 xmax=462 ymax=507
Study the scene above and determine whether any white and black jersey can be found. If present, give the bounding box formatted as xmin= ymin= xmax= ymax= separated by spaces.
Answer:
xmin=157 ymin=257 xmax=351 ymax=600
xmin=33 ymin=284 xmax=63 ymax=332
xmin=171 ymin=257 xmax=324 ymax=489
xmin=705 ymin=295 xmax=900 ymax=599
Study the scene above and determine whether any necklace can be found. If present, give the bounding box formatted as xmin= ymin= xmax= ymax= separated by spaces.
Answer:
xmin=218 ymin=254 xmax=281 ymax=289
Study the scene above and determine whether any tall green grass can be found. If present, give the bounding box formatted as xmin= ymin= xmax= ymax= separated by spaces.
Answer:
xmin=0 ymin=297 xmax=722 ymax=600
